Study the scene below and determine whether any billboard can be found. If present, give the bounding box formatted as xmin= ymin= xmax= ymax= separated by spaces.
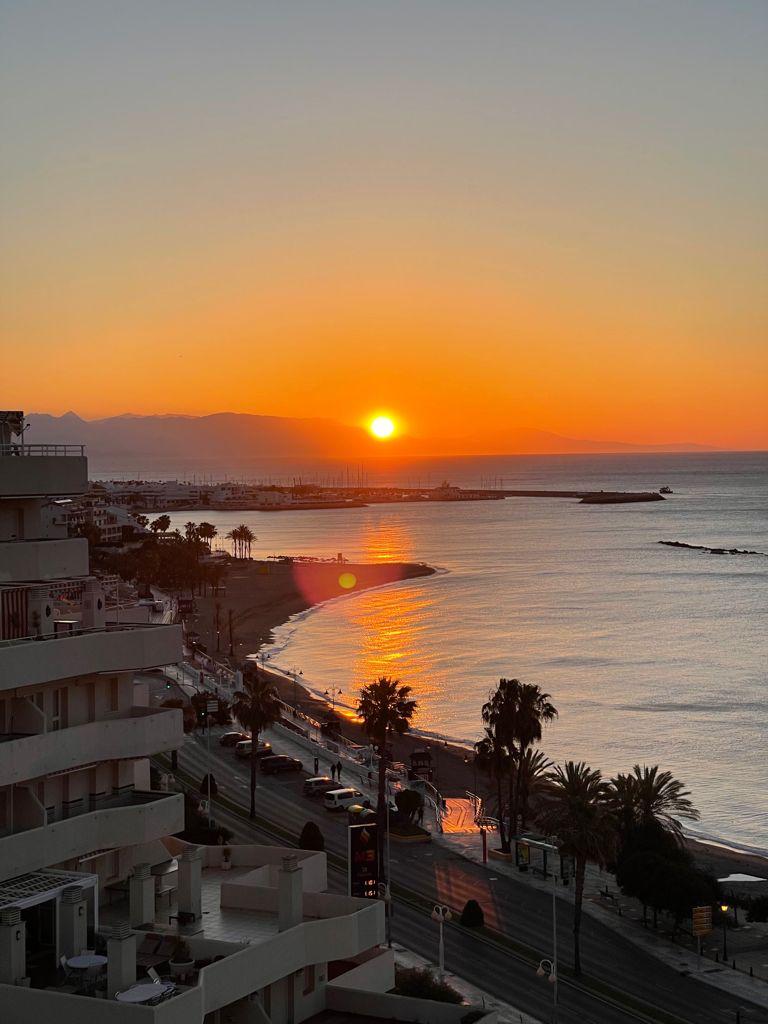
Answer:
xmin=347 ymin=822 xmax=379 ymax=899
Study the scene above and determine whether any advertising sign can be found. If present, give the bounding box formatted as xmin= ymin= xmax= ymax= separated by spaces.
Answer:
xmin=348 ymin=822 xmax=379 ymax=899
xmin=692 ymin=906 xmax=713 ymax=936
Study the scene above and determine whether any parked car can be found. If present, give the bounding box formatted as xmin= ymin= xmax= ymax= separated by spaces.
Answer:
xmin=219 ymin=731 xmax=249 ymax=748
xmin=260 ymin=755 xmax=303 ymax=775
xmin=303 ymin=776 xmax=336 ymax=797
xmin=235 ymin=740 xmax=273 ymax=759
xmin=323 ymin=788 xmax=365 ymax=811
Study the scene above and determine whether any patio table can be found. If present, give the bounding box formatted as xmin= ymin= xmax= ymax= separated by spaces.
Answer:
xmin=116 ymin=982 xmax=175 ymax=1003
xmin=67 ymin=954 xmax=107 ymax=970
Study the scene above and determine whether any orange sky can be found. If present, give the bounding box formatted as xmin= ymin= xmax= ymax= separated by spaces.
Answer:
xmin=2 ymin=3 xmax=767 ymax=450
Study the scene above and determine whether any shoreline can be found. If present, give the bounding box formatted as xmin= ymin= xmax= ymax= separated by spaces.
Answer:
xmin=265 ymin=662 xmax=768 ymax=886
xmin=189 ymin=558 xmax=768 ymax=886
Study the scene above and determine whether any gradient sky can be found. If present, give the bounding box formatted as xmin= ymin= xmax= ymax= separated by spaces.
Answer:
xmin=2 ymin=1 xmax=766 ymax=449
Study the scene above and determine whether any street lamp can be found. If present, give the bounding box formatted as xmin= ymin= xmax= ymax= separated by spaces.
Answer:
xmin=525 ymin=839 xmax=559 ymax=1023
xmin=430 ymin=904 xmax=452 ymax=980
xmin=537 ymin=958 xmax=557 ymax=983
xmin=324 ymin=685 xmax=342 ymax=710
xmin=720 ymin=903 xmax=729 ymax=961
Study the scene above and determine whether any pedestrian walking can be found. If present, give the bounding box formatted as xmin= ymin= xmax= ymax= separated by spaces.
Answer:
xmin=313 ymin=756 xmax=319 ymax=775
xmin=417 ymin=805 xmax=424 ymax=826
xmin=367 ymin=770 xmax=373 ymax=786
xmin=331 ymin=763 xmax=337 ymax=782
xmin=336 ymin=759 xmax=343 ymax=781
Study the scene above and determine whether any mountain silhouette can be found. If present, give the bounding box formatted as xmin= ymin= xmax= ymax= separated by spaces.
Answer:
xmin=26 ymin=411 xmax=712 ymax=460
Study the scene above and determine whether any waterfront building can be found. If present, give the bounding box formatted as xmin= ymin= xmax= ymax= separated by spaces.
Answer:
xmin=0 ymin=413 xmax=492 ymax=1024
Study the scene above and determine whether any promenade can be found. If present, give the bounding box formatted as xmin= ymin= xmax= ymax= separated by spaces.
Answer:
xmin=147 ymin=661 xmax=768 ymax=1024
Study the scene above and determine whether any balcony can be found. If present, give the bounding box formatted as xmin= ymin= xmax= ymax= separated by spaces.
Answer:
xmin=0 ymin=790 xmax=184 ymax=879
xmin=0 ymin=537 xmax=89 ymax=583
xmin=0 ymin=444 xmax=87 ymax=498
xmin=0 ymin=622 xmax=183 ymax=691
xmin=0 ymin=706 xmax=183 ymax=787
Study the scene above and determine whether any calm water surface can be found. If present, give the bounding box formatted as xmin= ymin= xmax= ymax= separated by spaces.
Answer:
xmin=171 ymin=453 xmax=768 ymax=852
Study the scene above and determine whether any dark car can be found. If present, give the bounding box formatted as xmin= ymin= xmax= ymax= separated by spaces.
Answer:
xmin=235 ymin=740 xmax=273 ymax=759
xmin=219 ymin=731 xmax=249 ymax=748
xmin=259 ymin=755 xmax=303 ymax=775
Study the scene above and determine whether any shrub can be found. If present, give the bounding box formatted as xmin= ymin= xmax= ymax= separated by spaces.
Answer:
xmin=459 ymin=899 xmax=484 ymax=928
xmin=394 ymin=966 xmax=462 ymax=1004
xmin=395 ymin=788 xmax=423 ymax=822
xmin=171 ymin=938 xmax=192 ymax=964
xmin=299 ymin=821 xmax=325 ymax=851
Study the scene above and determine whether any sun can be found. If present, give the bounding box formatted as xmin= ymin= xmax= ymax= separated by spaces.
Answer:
xmin=369 ymin=415 xmax=395 ymax=439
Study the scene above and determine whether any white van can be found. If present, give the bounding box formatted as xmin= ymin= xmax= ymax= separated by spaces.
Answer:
xmin=323 ymin=788 xmax=366 ymax=812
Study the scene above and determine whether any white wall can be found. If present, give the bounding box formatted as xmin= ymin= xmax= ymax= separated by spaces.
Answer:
xmin=0 ymin=623 xmax=183 ymax=691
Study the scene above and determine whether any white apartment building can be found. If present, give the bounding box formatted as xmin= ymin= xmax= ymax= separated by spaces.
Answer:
xmin=0 ymin=415 xmax=495 ymax=1024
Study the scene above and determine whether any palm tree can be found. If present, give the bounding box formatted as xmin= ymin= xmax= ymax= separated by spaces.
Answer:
xmin=628 ymin=764 xmax=700 ymax=840
xmin=236 ymin=524 xmax=255 ymax=559
xmin=606 ymin=771 xmax=639 ymax=850
xmin=482 ymin=679 xmax=557 ymax=840
xmin=474 ymin=725 xmax=510 ymax=851
xmin=232 ymin=667 xmax=282 ymax=818
xmin=197 ymin=521 xmax=217 ymax=551
xmin=516 ymin=747 xmax=551 ymax=830
xmin=150 ymin=514 xmax=171 ymax=534
xmin=184 ymin=521 xmax=198 ymax=543
xmin=539 ymin=761 xmax=615 ymax=975
xmin=357 ymin=677 xmax=417 ymax=820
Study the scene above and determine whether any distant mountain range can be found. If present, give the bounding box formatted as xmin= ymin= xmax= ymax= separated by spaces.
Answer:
xmin=26 ymin=411 xmax=714 ymax=460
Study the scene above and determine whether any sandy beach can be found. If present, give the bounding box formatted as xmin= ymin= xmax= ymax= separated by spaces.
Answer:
xmin=188 ymin=557 xmax=768 ymax=889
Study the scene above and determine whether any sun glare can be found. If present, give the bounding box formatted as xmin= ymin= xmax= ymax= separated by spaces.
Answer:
xmin=369 ymin=415 xmax=395 ymax=439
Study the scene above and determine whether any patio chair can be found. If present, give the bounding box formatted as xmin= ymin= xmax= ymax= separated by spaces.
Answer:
xmin=59 ymin=955 xmax=76 ymax=982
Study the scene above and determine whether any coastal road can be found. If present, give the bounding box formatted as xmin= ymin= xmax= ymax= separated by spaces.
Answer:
xmin=163 ymin=730 xmax=768 ymax=1024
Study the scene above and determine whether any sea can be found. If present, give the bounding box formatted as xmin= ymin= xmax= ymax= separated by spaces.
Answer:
xmin=155 ymin=452 xmax=767 ymax=855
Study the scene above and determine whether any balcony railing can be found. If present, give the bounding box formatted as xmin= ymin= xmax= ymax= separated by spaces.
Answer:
xmin=0 ymin=620 xmax=173 ymax=649
xmin=0 ymin=443 xmax=85 ymax=456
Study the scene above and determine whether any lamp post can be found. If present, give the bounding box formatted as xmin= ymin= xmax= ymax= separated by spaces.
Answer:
xmin=720 ymin=903 xmax=729 ymax=961
xmin=324 ymin=685 xmax=342 ymax=711
xmin=527 ymin=839 xmax=559 ymax=1023
xmin=430 ymin=904 xmax=452 ymax=980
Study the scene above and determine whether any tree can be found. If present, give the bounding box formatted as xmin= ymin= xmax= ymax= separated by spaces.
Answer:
xmin=232 ymin=667 xmax=282 ymax=818
xmin=459 ymin=899 xmax=484 ymax=928
xmin=394 ymin=788 xmax=423 ymax=823
xmin=227 ymin=527 xmax=243 ymax=558
xmin=197 ymin=521 xmax=217 ymax=551
xmin=357 ymin=678 xmax=417 ymax=826
xmin=481 ymin=679 xmax=556 ymax=842
xmin=516 ymin=747 xmax=551 ymax=830
xmin=539 ymin=761 xmax=615 ymax=975
xmin=299 ymin=821 xmax=325 ymax=851
xmin=184 ymin=521 xmax=199 ymax=543
xmin=150 ymin=514 xmax=171 ymax=534
xmin=629 ymin=764 xmax=700 ymax=840
xmin=190 ymin=692 xmax=231 ymax=728
xmin=474 ymin=725 xmax=510 ymax=852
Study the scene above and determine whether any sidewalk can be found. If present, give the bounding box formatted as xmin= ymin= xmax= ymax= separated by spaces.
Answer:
xmin=435 ymin=830 xmax=768 ymax=1009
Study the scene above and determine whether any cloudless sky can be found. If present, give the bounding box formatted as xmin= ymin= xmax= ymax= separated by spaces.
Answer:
xmin=1 ymin=1 xmax=766 ymax=448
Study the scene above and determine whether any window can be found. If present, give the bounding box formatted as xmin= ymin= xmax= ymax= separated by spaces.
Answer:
xmin=302 ymin=965 xmax=315 ymax=996
xmin=51 ymin=687 xmax=68 ymax=731
xmin=109 ymin=678 xmax=119 ymax=712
